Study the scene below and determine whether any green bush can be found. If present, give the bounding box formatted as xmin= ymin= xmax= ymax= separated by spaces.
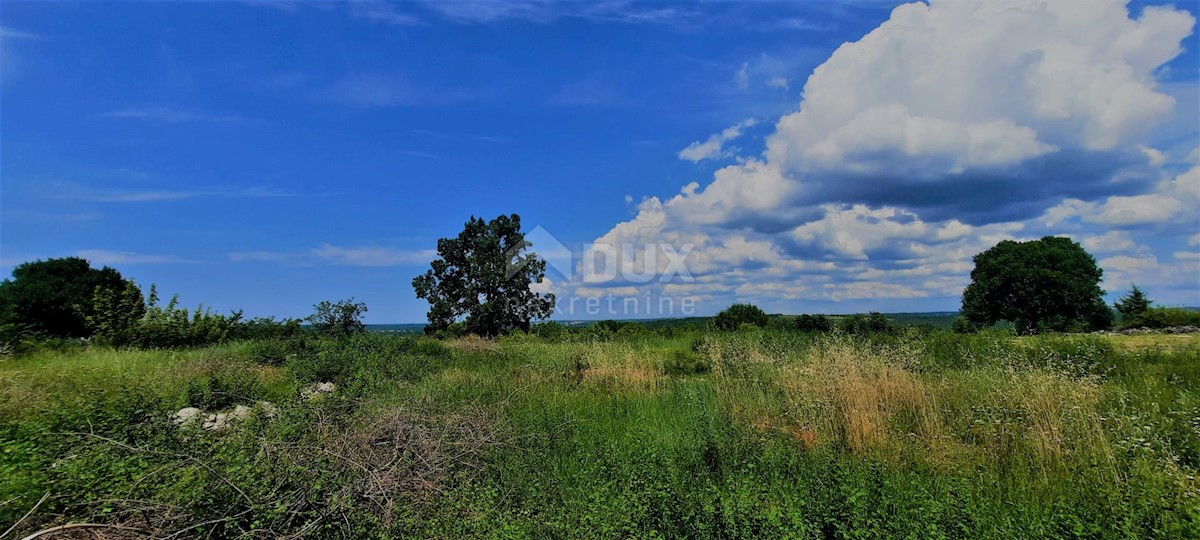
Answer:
xmin=713 ymin=304 xmax=769 ymax=331
xmin=840 ymin=312 xmax=894 ymax=335
xmin=286 ymin=346 xmax=352 ymax=384
xmin=128 ymin=287 xmax=243 ymax=349
xmin=185 ymin=373 xmax=265 ymax=410
xmin=246 ymin=335 xmax=316 ymax=365
xmin=795 ymin=314 xmax=833 ymax=333
xmin=1119 ymin=307 xmax=1200 ymax=329
xmin=662 ymin=349 xmax=711 ymax=376
xmin=531 ymin=321 xmax=567 ymax=340
xmin=951 ymin=315 xmax=980 ymax=334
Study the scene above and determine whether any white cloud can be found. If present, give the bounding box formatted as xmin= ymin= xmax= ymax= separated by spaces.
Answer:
xmin=315 ymin=74 xmax=484 ymax=107
xmin=574 ymin=0 xmax=1197 ymax=312
xmin=77 ymin=250 xmax=195 ymax=265
xmin=733 ymin=62 xmax=749 ymax=90
xmin=97 ymin=107 xmax=255 ymax=124
xmin=0 ymin=27 xmax=39 ymax=40
xmin=677 ymin=118 xmax=756 ymax=162
xmin=789 ymin=204 xmax=975 ymax=260
xmin=349 ymin=1 xmax=424 ymax=26
xmin=1086 ymin=164 xmax=1199 ymax=226
xmin=231 ymin=245 xmax=434 ymax=267
xmin=1080 ymin=230 xmax=1138 ymax=254
xmin=48 ymin=183 xmax=295 ymax=203
xmin=768 ymin=0 xmax=1191 ymax=176
xmin=311 ymin=244 xmax=436 ymax=267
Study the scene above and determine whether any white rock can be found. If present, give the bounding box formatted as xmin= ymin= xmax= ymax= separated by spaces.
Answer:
xmin=256 ymin=401 xmax=278 ymax=418
xmin=302 ymin=382 xmax=338 ymax=401
xmin=171 ymin=407 xmax=203 ymax=426
xmin=202 ymin=412 xmax=228 ymax=431
xmin=229 ymin=404 xmax=252 ymax=421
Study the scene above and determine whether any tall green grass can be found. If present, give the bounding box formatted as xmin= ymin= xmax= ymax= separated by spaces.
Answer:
xmin=2 ymin=330 xmax=1197 ymax=538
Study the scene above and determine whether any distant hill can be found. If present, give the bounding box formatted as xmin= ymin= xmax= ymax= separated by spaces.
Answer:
xmin=368 ymin=312 xmax=966 ymax=333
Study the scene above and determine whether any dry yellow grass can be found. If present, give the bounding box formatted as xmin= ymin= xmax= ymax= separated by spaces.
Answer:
xmin=446 ymin=335 xmax=501 ymax=354
xmin=577 ymin=347 xmax=661 ymax=393
xmin=1104 ymin=333 xmax=1200 ymax=351
xmin=715 ymin=335 xmax=1114 ymax=471
xmin=776 ymin=339 xmax=936 ymax=453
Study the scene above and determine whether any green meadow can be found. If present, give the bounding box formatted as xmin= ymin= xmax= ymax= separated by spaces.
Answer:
xmin=2 ymin=329 xmax=1198 ymax=538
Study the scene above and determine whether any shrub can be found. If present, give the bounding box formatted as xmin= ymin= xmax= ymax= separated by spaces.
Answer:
xmin=713 ymin=304 xmax=769 ymax=331
xmin=307 ymin=298 xmax=368 ymax=337
xmin=247 ymin=335 xmax=316 ymax=365
xmin=951 ymin=316 xmax=980 ymax=334
xmin=287 ymin=346 xmax=353 ymax=384
xmin=841 ymin=312 xmax=894 ymax=335
xmin=1121 ymin=307 xmax=1200 ymax=329
xmin=185 ymin=373 xmax=264 ymax=410
xmin=796 ymin=314 xmax=834 ymax=333
xmin=232 ymin=316 xmax=304 ymax=340
xmin=531 ymin=321 xmax=567 ymax=340
xmin=128 ymin=286 xmax=244 ymax=348
xmin=662 ymin=349 xmax=711 ymax=376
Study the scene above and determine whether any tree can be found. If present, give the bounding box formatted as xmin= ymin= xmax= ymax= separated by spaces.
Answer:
xmin=0 ymin=257 xmax=131 ymax=338
xmin=307 ymin=298 xmax=368 ymax=337
xmin=795 ymin=314 xmax=833 ymax=333
xmin=1114 ymin=285 xmax=1151 ymax=321
xmin=961 ymin=236 xmax=1110 ymax=334
xmin=88 ymin=280 xmax=147 ymax=344
xmin=413 ymin=214 xmax=555 ymax=337
xmin=713 ymin=303 xmax=770 ymax=331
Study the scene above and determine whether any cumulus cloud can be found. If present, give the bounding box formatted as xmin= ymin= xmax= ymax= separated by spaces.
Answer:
xmin=1080 ymin=231 xmax=1139 ymax=254
xmin=1043 ymin=163 xmax=1199 ymax=227
xmin=677 ymin=118 xmax=756 ymax=162
xmin=571 ymin=0 xmax=1198 ymax=313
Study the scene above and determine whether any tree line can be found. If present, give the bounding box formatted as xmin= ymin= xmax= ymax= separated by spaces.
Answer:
xmin=0 ymin=257 xmax=369 ymax=353
xmin=2 ymin=216 xmax=1194 ymax=352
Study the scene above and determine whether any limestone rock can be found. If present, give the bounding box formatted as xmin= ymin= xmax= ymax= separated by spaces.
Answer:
xmin=171 ymin=407 xmax=203 ymax=426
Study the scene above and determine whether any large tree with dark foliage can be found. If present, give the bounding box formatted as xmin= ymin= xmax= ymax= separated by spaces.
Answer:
xmin=0 ymin=257 xmax=137 ymax=338
xmin=413 ymin=214 xmax=555 ymax=337
xmin=961 ymin=236 xmax=1112 ymax=334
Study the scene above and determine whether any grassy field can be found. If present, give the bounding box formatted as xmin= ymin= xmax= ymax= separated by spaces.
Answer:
xmin=1 ymin=329 xmax=1198 ymax=538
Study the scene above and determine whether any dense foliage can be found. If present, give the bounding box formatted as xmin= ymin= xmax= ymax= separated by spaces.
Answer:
xmin=307 ymin=298 xmax=368 ymax=337
xmin=962 ymin=236 xmax=1112 ymax=334
xmin=795 ymin=313 xmax=833 ymax=333
xmin=1115 ymin=285 xmax=1152 ymax=321
xmin=0 ymin=257 xmax=134 ymax=338
xmin=413 ymin=214 xmax=555 ymax=337
xmin=713 ymin=303 xmax=770 ymax=331
xmin=840 ymin=311 xmax=894 ymax=335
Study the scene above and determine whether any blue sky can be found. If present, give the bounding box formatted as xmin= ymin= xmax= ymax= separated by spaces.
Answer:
xmin=2 ymin=0 xmax=1198 ymax=323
